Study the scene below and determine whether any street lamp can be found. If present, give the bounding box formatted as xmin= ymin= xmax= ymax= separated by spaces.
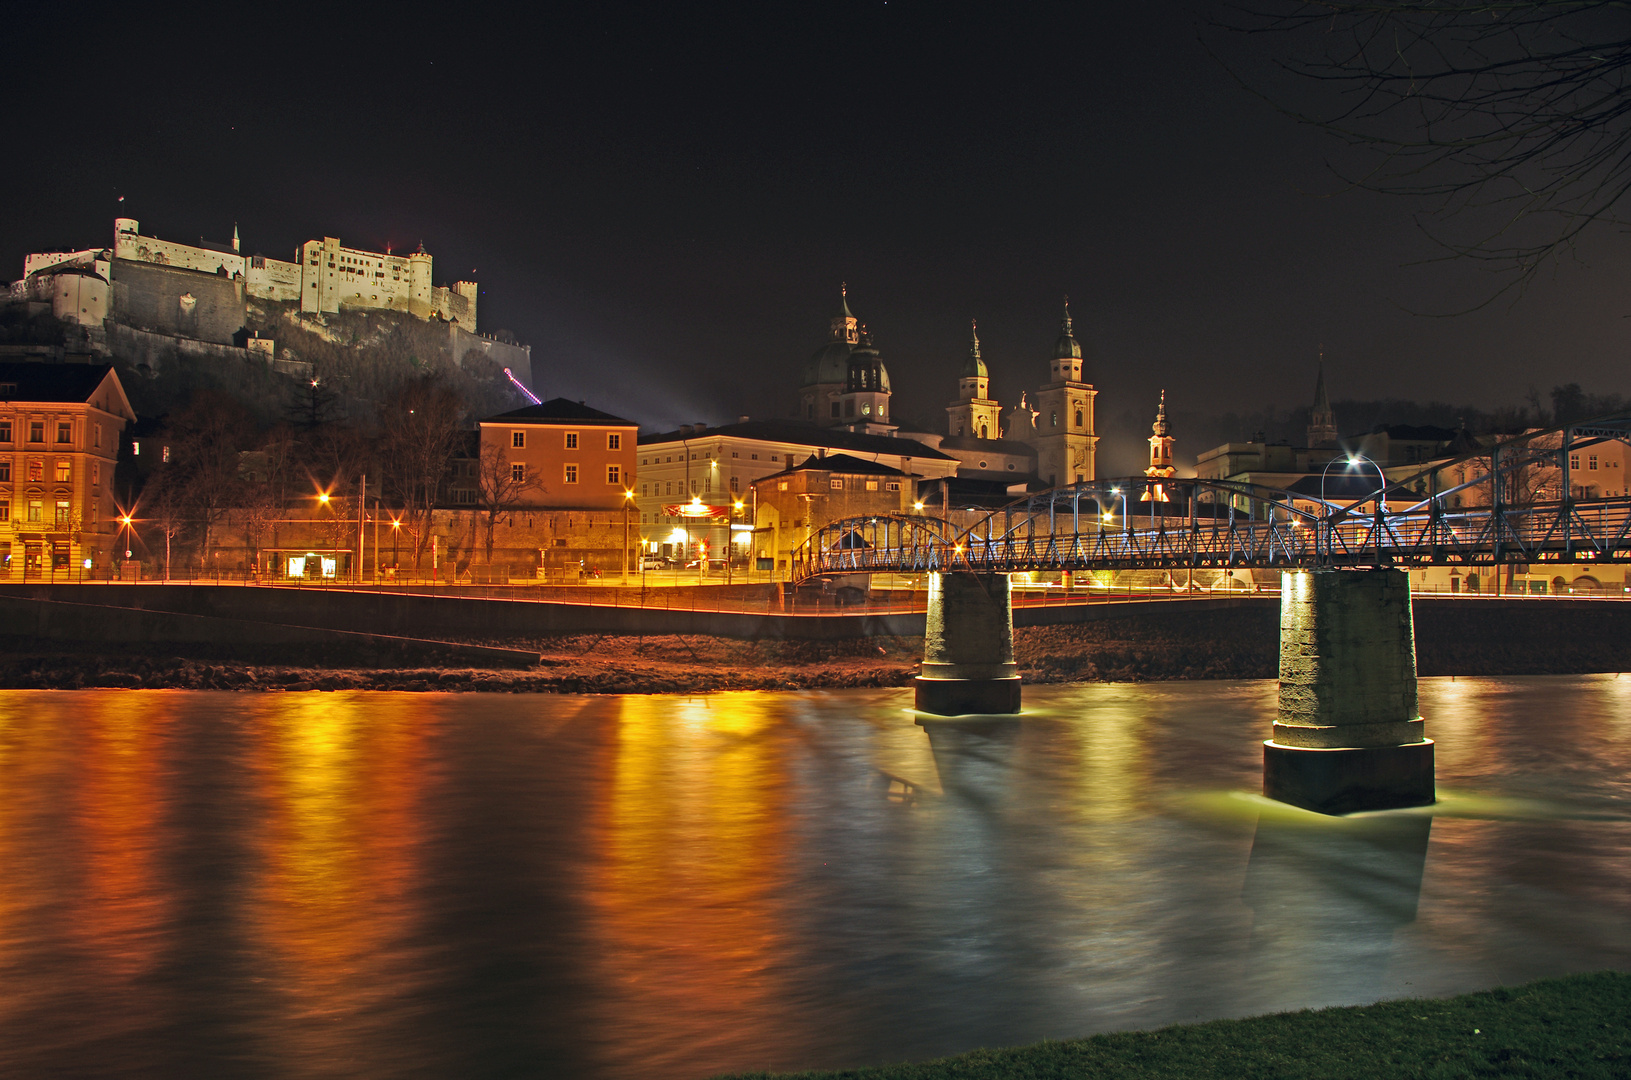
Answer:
xmin=622 ymin=488 xmax=635 ymax=582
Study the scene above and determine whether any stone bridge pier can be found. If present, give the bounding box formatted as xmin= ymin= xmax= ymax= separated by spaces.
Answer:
xmin=914 ymin=571 xmax=1022 ymax=716
xmin=1265 ymin=568 xmax=1435 ymax=814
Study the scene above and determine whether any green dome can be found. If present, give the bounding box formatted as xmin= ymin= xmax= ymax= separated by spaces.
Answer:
xmin=1054 ymin=302 xmax=1082 ymax=360
xmin=803 ymin=340 xmax=852 ymax=386
xmin=962 ymin=319 xmax=988 ymax=378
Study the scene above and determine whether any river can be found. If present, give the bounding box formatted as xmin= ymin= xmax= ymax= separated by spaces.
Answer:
xmin=0 ymin=678 xmax=1626 ymax=1078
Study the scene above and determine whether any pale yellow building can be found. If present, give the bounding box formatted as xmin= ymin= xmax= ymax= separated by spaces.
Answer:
xmin=0 ymin=364 xmax=136 ymax=576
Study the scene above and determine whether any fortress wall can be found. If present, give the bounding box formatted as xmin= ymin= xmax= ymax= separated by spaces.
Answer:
xmin=114 ymin=232 xmax=243 ymax=277
xmin=452 ymin=325 xmax=530 ymax=386
xmin=109 ymin=259 xmax=245 ymax=344
xmin=106 ymin=323 xmax=253 ymax=373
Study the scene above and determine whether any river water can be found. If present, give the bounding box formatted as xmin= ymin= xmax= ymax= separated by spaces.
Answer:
xmin=0 ymin=678 xmax=1626 ymax=1079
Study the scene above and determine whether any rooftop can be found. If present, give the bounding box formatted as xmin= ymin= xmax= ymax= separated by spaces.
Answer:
xmin=0 ymin=362 xmax=121 ymax=405
xmin=484 ymin=398 xmax=636 ymax=427
xmin=640 ymin=419 xmax=955 ymax=461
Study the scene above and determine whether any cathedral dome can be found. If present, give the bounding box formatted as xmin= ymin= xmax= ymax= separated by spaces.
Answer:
xmin=803 ymin=340 xmax=852 ymax=386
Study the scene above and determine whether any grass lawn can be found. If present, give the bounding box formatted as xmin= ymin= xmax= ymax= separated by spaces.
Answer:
xmin=717 ymin=971 xmax=1630 ymax=1079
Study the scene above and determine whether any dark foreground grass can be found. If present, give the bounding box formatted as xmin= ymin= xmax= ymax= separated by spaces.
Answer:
xmin=718 ymin=972 xmax=1630 ymax=1080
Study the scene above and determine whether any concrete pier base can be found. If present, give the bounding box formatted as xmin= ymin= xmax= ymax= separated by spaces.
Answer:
xmin=914 ymin=571 xmax=1021 ymax=716
xmin=1263 ymin=739 xmax=1435 ymax=815
xmin=1266 ymin=568 xmax=1435 ymax=813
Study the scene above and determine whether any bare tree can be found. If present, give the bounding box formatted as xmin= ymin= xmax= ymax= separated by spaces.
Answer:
xmin=1217 ymin=3 xmax=1631 ymax=300
xmin=378 ymin=374 xmax=465 ymax=570
xmin=475 ymin=442 xmax=544 ymax=564
xmin=161 ymin=391 xmax=251 ymax=563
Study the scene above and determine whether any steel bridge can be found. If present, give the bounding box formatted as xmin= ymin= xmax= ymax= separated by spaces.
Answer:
xmin=792 ymin=414 xmax=1631 ymax=581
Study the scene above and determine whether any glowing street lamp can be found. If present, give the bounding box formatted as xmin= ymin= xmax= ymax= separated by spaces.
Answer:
xmin=622 ymin=488 xmax=635 ymax=582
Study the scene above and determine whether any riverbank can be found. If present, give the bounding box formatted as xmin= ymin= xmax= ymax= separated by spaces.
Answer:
xmin=716 ymin=971 xmax=1630 ymax=1079
xmin=4 ymin=598 xmax=1630 ymax=690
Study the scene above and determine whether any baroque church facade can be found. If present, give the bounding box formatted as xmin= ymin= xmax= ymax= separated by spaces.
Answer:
xmin=796 ymin=289 xmax=1101 ymax=491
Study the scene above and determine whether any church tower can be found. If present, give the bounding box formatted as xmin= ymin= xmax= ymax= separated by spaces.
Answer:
xmin=1028 ymin=300 xmax=1097 ymax=486
xmin=946 ymin=320 xmax=1002 ymax=440
xmin=1307 ymin=359 xmax=1338 ymax=447
xmin=835 ymin=326 xmax=896 ymax=436
xmin=1142 ymin=390 xmax=1175 ymax=503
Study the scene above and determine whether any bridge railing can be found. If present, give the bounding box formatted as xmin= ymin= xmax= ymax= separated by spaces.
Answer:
xmin=792 ymin=479 xmax=1631 ymax=580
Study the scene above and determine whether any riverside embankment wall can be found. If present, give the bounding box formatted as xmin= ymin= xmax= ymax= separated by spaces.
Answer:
xmin=0 ymin=584 xmax=926 ymax=640
xmin=0 ymin=586 xmax=1626 ymax=676
xmin=0 ymin=594 xmax=538 ymax=667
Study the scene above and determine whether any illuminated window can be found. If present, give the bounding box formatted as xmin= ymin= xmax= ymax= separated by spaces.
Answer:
xmin=510 ymin=463 xmax=526 ymax=482
xmin=54 ymin=500 xmax=70 ymax=525
xmin=830 ymin=478 xmax=843 ymax=490
xmin=607 ymin=433 xmax=621 ymax=450
xmin=512 ymin=430 xmax=525 ymax=448
xmin=865 ymin=480 xmax=878 ymax=491
xmin=27 ymin=461 xmax=41 ymax=483
xmin=55 ymin=461 xmax=69 ymax=483
xmin=565 ymin=432 xmax=578 ymax=449
xmin=607 ymin=464 xmax=621 ymax=484
xmin=779 ymin=481 xmax=789 ymax=491
xmin=26 ymin=500 xmax=41 ymax=522
xmin=564 ymin=464 xmax=578 ymax=484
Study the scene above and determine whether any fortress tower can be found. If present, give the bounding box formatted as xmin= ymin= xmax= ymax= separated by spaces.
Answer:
xmin=1028 ymin=300 xmax=1097 ymax=485
xmin=946 ymin=320 xmax=1002 ymax=440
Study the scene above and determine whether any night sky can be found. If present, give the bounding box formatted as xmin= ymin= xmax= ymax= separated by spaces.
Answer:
xmin=4 ymin=3 xmax=1628 ymax=475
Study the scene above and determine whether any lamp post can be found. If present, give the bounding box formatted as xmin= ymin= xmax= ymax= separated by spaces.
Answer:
xmin=1320 ymin=453 xmax=1388 ymax=562
xmin=622 ymin=488 xmax=634 ymax=583
xmin=356 ymin=473 xmax=366 ymax=585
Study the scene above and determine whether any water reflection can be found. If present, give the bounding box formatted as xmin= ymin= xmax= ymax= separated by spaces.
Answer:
xmin=0 ymin=679 xmax=1622 ymax=1080
xmin=1242 ymin=814 xmax=1433 ymax=1002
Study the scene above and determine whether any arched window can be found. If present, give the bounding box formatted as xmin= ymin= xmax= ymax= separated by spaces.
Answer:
xmin=979 ymin=424 xmax=988 ymax=439
xmin=1050 ymin=411 xmax=1058 ymax=427
xmin=1075 ymin=409 xmax=1084 ymax=428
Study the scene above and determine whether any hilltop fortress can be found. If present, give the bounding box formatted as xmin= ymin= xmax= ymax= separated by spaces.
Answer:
xmin=8 ymin=218 xmax=530 ymax=390
xmin=24 ymin=219 xmax=478 ymax=329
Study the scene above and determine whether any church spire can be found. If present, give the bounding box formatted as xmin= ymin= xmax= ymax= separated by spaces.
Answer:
xmin=1307 ymin=350 xmax=1338 ymax=447
xmin=962 ymin=318 xmax=988 ymax=378
xmin=1143 ymin=389 xmax=1175 ymax=502
xmin=1054 ymin=296 xmax=1082 ymax=360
